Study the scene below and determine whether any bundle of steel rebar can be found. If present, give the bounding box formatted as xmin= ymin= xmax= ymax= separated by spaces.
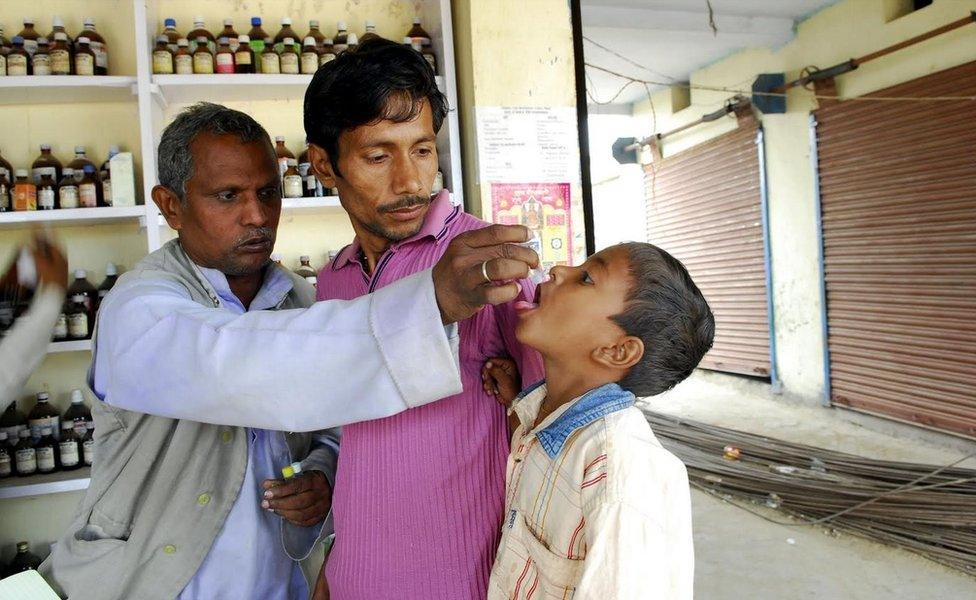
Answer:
xmin=643 ymin=410 xmax=976 ymax=575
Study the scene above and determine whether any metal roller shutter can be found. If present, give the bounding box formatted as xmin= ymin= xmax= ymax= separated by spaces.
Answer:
xmin=815 ymin=61 xmax=976 ymax=437
xmin=644 ymin=116 xmax=772 ymax=378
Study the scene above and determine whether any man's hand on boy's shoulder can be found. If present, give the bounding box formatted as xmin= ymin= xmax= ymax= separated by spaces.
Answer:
xmin=482 ymin=357 xmax=521 ymax=409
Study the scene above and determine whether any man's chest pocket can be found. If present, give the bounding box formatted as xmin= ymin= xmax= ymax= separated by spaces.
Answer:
xmin=490 ymin=510 xmax=583 ymax=599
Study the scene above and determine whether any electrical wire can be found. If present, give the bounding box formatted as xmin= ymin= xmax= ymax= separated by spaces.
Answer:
xmin=582 ymin=35 xmax=677 ymax=83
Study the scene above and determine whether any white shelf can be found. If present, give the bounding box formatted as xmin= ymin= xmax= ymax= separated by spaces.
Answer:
xmin=0 ymin=467 xmax=91 ymax=500
xmin=281 ymin=196 xmax=344 ymax=213
xmin=48 ymin=340 xmax=93 ymax=354
xmin=0 ymin=76 xmax=137 ymax=105
xmin=151 ymin=74 xmax=446 ymax=105
xmin=0 ymin=206 xmax=147 ymax=229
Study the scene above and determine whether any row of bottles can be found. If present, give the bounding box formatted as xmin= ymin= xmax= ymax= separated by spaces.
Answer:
xmin=2 ymin=542 xmax=42 ymax=578
xmin=0 ymin=16 xmax=109 ymax=76
xmin=152 ymin=16 xmax=436 ymax=75
xmin=0 ymin=145 xmax=126 ymax=212
xmin=0 ymin=389 xmax=95 ymax=479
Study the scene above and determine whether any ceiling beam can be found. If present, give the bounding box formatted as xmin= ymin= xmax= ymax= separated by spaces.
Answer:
xmin=581 ymin=6 xmax=796 ymax=38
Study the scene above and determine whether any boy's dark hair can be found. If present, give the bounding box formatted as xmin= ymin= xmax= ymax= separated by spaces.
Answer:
xmin=612 ymin=243 xmax=715 ymax=397
xmin=303 ymin=37 xmax=448 ymax=176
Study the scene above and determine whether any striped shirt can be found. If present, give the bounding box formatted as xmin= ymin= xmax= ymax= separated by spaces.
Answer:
xmin=488 ymin=382 xmax=695 ymax=599
xmin=318 ymin=190 xmax=545 ymax=599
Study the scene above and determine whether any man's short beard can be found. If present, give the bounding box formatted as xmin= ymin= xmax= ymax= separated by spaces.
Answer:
xmin=365 ymin=195 xmax=431 ymax=242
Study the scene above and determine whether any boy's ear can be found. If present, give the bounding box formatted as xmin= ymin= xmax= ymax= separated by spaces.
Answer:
xmin=591 ymin=336 xmax=644 ymax=372
xmin=308 ymin=143 xmax=339 ymax=189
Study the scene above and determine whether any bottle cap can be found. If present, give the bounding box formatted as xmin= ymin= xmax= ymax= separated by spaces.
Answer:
xmin=347 ymin=33 xmax=358 ymax=45
xmin=193 ymin=16 xmax=205 ymax=25
xmin=75 ymin=269 xmax=87 ymax=278
xmin=156 ymin=35 xmax=169 ymax=44
xmin=38 ymin=37 xmax=49 ymax=45
xmin=239 ymin=34 xmax=250 ymax=43
xmin=72 ymin=293 xmax=85 ymax=302
xmin=83 ymin=165 xmax=95 ymax=173
xmin=251 ymin=17 xmax=262 ymax=26
xmin=224 ymin=19 xmax=234 ymax=26
xmin=37 ymin=392 xmax=50 ymax=401
xmin=12 ymin=36 xmax=24 ymax=44
xmin=303 ymin=36 xmax=315 ymax=45
xmin=63 ymin=168 xmax=74 ymax=175
xmin=337 ymin=21 xmax=347 ymax=30
xmin=15 ymin=169 xmax=28 ymax=178
xmin=219 ymin=37 xmax=229 ymax=45
xmin=55 ymin=32 xmax=68 ymax=41
xmin=402 ymin=36 xmax=412 ymax=45
xmin=196 ymin=36 xmax=208 ymax=43
xmin=108 ymin=145 xmax=120 ymax=155
xmin=75 ymin=146 xmax=86 ymax=154
xmin=177 ymin=38 xmax=189 ymax=46
xmin=283 ymin=37 xmax=294 ymax=45
xmin=300 ymin=255 xmax=310 ymax=262
xmin=19 ymin=429 xmax=30 ymax=439
xmin=365 ymin=20 xmax=376 ymax=29
xmin=71 ymin=389 xmax=85 ymax=404
xmin=52 ymin=16 xmax=64 ymax=27
xmin=309 ymin=20 xmax=320 ymax=28
xmin=83 ymin=18 xmax=95 ymax=27
xmin=324 ymin=38 xmax=333 ymax=45
xmin=23 ymin=17 xmax=34 ymax=25
xmin=413 ymin=17 xmax=422 ymax=24
xmin=62 ymin=421 xmax=73 ymax=430
xmin=164 ymin=18 xmax=176 ymax=27
xmin=40 ymin=143 xmax=51 ymax=151
xmin=77 ymin=37 xmax=90 ymax=44
xmin=105 ymin=262 xmax=118 ymax=276
xmin=281 ymin=461 xmax=303 ymax=478
xmin=41 ymin=426 xmax=51 ymax=436
xmin=287 ymin=158 xmax=297 ymax=166
xmin=282 ymin=17 xmax=292 ymax=25
xmin=275 ymin=135 xmax=286 ymax=143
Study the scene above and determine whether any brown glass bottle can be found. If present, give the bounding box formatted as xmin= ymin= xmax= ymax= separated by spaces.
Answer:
xmin=95 ymin=264 xmax=118 ymax=314
xmin=82 ymin=422 xmax=95 ymax=466
xmin=152 ymin=36 xmax=174 ymax=74
xmin=64 ymin=389 xmax=91 ymax=437
xmin=0 ymin=149 xmax=13 ymax=187
xmin=361 ymin=21 xmax=381 ymax=43
xmin=78 ymin=18 xmax=108 ymax=75
xmin=187 ymin=18 xmax=215 ymax=55
xmin=282 ymin=159 xmax=303 ymax=199
xmin=319 ymin=39 xmax=336 ymax=66
xmin=27 ymin=392 xmax=60 ymax=442
xmin=67 ymin=293 xmax=91 ymax=339
xmin=219 ymin=19 xmax=239 ymax=50
xmin=32 ymin=144 xmax=62 ymax=185
xmin=37 ymin=173 xmax=57 ymax=210
xmin=68 ymin=269 xmax=98 ymax=313
xmin=174 ymin=38 xmax=192 ymax=74
xmin=161 ymin=18 xmax=181 ymax=52
xmin=74 ymin=37 xmax=96 ymax=76
xmin=0 ymin=170 xmax=10 ymax=213
xmin=295 ymin=255 xmax=317 ymax=281
xmin=247 ymin=17 xmax=269 ymax=73
xmin=47 ymin=16 xmax=73 ymax=46
xmin=193 ymin=36 xmax=214 ymax=74
xmin=333 ymin=22 xmax=349 ymax=53
xmin=0 ymin=432 xmax=11 ymax=478
xmin=234 ymin=35 xmax=255 ymax=73
xmin=58 ymin=169 xmax=79 ymax=209
xmin=32 ymin=37 xmax=51 ymax=75
xmin=14 ymin=430 xmax=36 ymax=476
xmin=16 ymin=18 xmax=40 ymax=57
xmin=275 ymin=137 xmax=294 ymax=179
xmin=68 ymin=147 xmax=97 ymax=181
xmin=300 ymin=37 xmax=319 ymax=74
xmin=298 ymin=146 xmax=315 ymax=198
xmin=58 ymin=421 xmax=81 ymax=471
xmin=215 ymin=37 xmax=235 ymax=74
xmin=307 ymin=20 xmax=326 ymax=47
xmin=78 ymin=165 xmax=100 ymax=207
xmin=34 ymin=426 xmax=59 ymax=473
xmin=279 ymin=37 xmax=299 ymax=74
xmin=0 ymin=401 xmax=26 ymax=443
xmin=274 ymin=18 xmax=300 ymax=50
xmin=406 ymin=17 xmax=432 ymax=46
xmin=50 ymin=32 xmax=72 ymax=75
xmin=9 ymin=542 xmax=43 ymax=571
xmin=7 ymin=36 xmax=30 ymax=76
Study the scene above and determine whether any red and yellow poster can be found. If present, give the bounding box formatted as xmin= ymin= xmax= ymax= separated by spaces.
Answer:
xmin=491 ymin=183 xmax=572 ymax=270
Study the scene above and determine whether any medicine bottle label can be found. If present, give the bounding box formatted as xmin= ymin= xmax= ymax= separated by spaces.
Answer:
xmin=216 ymin=53 xmax=234 ymax=73
xmin=69 ymin=312 xmax=89 ymax=338
xmin=75 ymin=54 xmax=94 ymax=76
xmin=301 ymin=53 xmax=318 ymax=74
xmin=51 ymin=50 xmax=70 ymax=74
xmin=261 ymin=52 xmax=280 ymax=74
xmin=235 ymin=51 xmax=252 ymax=65
xmin=53 ymin=314 xmax=68 ymax=338
xmin=193 ymin=54 xmax=214 ymax=74
xmin=38 ymin=188 xmax=55 ymax=209
xmin=33 ymin=54 xmax=51 ymax=76
xmin=15 ymin=448 xmax=36 ymax=474
xmin=8 ymin=55 xmax=28 ymax=76
xmin=283 ymin=175 xmax=303 ymax=198
xmin=175 ymin=54 xmax=193 ymax=74
xmin=36 ymin=446 xmax=55 ymax=471
xmin=79 ymin=182 xmax=97 ymax=207
xmin=280 ymin=53 xmax=299 ymax=74
xmin=90 ymin=41 xmax=108 ymax=70
xmin=153 ymin=51 xmax=174 ymax=74
xmin=60 ymin=185 xmax=79 ymax=208
xmin=0 ymin=453 xmax=10 ymax=477
xmin=60 ymin=441 xmax=80 ymax=467
xmin=319 ymin=53 xmax=336 ymax=66
xmin=83 ymin=439 xmax=95 ymax=465
xmin=29 ymin=418 xmax=59 ymax=442
xmin=102 ymin=181 xmax=113 ymax=206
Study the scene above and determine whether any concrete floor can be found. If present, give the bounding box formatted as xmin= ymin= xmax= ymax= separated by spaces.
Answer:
xmin=641 ymin=370 xmax=976 ymax=600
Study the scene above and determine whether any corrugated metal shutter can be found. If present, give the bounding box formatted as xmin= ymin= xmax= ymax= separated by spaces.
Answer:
xmin=644 ymin=116 xmax=772 ymax=377
xmin=815 ymin=61 xmax=976 ymax=437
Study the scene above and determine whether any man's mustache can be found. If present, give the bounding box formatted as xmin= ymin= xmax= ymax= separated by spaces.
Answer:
xmin=378 ymin=196 xmax=430 ymax=214
xmin=235 ymin=227 xmax=276 ymax=248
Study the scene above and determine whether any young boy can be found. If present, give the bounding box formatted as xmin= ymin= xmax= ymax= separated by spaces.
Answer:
xmin=481 ymin=242 xmax=714 ymax=599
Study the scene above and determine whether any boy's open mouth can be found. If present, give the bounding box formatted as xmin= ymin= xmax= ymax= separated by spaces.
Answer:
xmin=514 ymin=285 xmax=542 ymax=314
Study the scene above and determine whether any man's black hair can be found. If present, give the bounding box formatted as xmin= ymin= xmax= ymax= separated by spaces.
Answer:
xmin=303 ymin=37 xmax=448 ymax=176
xmin=612 ymin=242 xmax=715 ymax=397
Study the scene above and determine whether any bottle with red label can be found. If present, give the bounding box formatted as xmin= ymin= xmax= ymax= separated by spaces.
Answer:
xmin=215 ymin=37 xmax=235 ymax=74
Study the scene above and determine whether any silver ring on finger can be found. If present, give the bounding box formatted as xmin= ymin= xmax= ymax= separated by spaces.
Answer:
xmin=481 ymin=260 xmax=491 ymax=284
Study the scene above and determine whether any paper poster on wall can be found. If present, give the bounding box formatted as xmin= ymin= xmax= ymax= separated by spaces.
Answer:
xmin=475 ymin=107 xmax=580 ymax=184
xmin=491 ymin=183 xmax=572 ymax=270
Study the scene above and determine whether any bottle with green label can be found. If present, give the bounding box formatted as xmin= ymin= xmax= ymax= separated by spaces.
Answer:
xmin=248 ymin=17 xmax=268 ymax=73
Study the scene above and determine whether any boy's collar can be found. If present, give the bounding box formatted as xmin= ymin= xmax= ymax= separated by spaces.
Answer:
xmin=512 ymin=381 xmax=636 ymax=459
